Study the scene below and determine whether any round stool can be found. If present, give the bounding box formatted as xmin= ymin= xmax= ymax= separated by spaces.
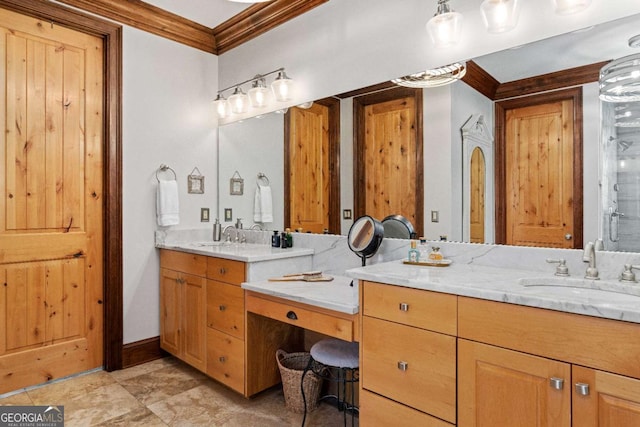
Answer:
xmin=300 ymin=338 xmax=359 ymax=427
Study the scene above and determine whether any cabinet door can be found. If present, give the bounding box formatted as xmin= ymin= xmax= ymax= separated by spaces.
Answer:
xmin=573 ymin=366 xmax=640 ymax=426
xmin=159 ymin=268 xmax=181 ymax=356
xmin=207 ymin=280 xmax=244 ymax=339
xmin=181 ymin=272 xmax=207 ymax=371
xmin=458 ymin=339 xmax=570 ymax=427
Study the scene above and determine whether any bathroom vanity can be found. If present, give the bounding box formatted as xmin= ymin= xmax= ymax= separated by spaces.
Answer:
xmin=349 ymin=261 xmax=640 ymax=426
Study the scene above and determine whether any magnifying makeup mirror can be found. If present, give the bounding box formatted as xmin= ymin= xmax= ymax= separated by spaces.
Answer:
xmin=381 ymin=215 xmax=416 ymax=239
xmin=348 ymin=215 xmax=384 ymax=266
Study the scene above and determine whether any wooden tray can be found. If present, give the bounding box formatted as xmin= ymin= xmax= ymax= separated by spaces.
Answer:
xmin=403 ymin=259 xmax=452 ymax=267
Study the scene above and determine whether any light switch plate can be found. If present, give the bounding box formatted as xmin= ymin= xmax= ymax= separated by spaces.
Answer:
xmin=224 ymin=208 xmax=232 ymax=222
xmin=431 ymin=210 xmax=439 ymax=223
xmin=343 ymin=209 xmax=352 ymax=220
xmin=200 ymin=208 xmax=210 ymax=222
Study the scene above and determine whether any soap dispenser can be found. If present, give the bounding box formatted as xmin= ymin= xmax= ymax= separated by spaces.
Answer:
xmin=213 ymin=219 xmax=222 ymax=241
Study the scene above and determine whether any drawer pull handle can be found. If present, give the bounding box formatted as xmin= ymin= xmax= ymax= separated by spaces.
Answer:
xmin=550 ymin=377 xmax=564 ymax=390
xmin=219 ymin=356 xmax=226 ymax=363
xmin=575 ymin=383 xmax=590 ymax=396
xmin=219 ymin=305 xmax=226 ymax=311
xmin=219 ymin=267 xmax=226 ymax=275
xmin=397 ymin=361 xmax=408 ymax=371
xmin=399 ymin=303 xmax=409 ymax=312
xmin=286 ymin=311 xmax=298 ymax=320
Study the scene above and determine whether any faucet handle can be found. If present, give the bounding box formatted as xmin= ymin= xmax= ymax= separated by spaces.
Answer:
xmin=546 ymin=258 xmax=570 ymax=277
xmin=620 ymin=264 xmax=640 ymax=283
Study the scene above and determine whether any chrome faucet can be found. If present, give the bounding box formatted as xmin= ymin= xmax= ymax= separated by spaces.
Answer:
xmin=583 ymin=241 xmax=599 ymax=280
xmin=222 ymin=225 xmax=237 ymax=243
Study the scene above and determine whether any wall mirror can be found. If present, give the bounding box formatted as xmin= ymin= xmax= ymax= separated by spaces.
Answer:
xmin=217 ymin=12 xmax=640 ymax=252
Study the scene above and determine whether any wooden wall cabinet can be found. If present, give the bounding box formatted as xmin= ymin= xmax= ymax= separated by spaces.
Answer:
xmin=159 ymin=251 xmax=207 ymax=372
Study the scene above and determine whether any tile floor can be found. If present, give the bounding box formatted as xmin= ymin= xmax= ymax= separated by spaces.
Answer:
xmin=0 ymin=357 xmax=358 ymax=426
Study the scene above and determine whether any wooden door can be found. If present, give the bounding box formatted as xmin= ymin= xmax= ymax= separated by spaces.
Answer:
xmin=354 ymin=87 xmax=423 ymax=236
xmin=573 ymin=366 xmax=640 ymax=426
xmin=181 ymin=272 xmax=206 ymax=371
xmin=458 ymin=339 xmax=571 ymax=427
xmin=285 ymin=98 xmax=340 ymax=234
xmin=496 ymin=88 xmax=582 ymax=248
xmin=159 ymin=268 xmax=181 ymax=356
xmin=470 ymin=147 xmax=485 ymax=243
xmin=0 ymin=9 xmax=104 ymax=393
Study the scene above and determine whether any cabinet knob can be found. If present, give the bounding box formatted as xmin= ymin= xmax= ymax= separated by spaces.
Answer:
xmin=219 ymin=356 xmax=226 ymax=363
xmin=550 ymin=377 xmax=564 ymax=390
xmin=219 ymin=305 xmax=226 ymax=311
xmin=219 ymin=267 xmax=226 ymax=275
xmin=399 ymin=302 xmax=409 ymax=312
xmin=397 ymin=361 xmax=408 ymax=371
xmin=575 ymin=383 xmax=590 ymax=396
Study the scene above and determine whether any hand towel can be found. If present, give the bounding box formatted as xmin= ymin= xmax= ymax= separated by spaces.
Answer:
xmin=157 ymin=180 xmax=180 ymax=226
xmin=254 ymin=184 xmax=273 ymax=223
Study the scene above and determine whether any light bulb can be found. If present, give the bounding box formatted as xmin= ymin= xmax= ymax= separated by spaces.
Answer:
xmin=213 ymin=94 xmax=229 ymax=119
xmin=248 ymin=78 xmax=271 ymax=108
xmin=271 ymin=70 xmax=294 ymax=102
xmin=481 ymin=0 xmax=519 ymax=33
xmin=228 ymin=87 xmax=249 ymax=114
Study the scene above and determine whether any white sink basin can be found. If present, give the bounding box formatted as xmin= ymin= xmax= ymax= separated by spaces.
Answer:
xmin=517 ymin=276 xmax=640 ymax=301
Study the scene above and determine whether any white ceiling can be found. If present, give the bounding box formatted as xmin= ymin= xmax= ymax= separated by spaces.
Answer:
xmin=474 ymin=13 xmax=640 ymax=82
xmin=143 ymin=0 xmax=252 ymax=28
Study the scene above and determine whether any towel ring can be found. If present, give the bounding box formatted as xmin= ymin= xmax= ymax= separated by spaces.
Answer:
xmin=156 ymin=164 xmax=177 ymax=182
xmin=257 ymin=172 xmax=270 ymax=186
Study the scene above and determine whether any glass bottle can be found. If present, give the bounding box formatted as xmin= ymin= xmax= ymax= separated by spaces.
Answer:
xmin=418 ymin=237 xmax=430 ymax=261
xmin=408 ymin=240 xmax=420 ymax=262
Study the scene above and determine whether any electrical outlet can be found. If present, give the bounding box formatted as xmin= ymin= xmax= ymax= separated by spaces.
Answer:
xmin=200 ymin=208 xmax=210 ymax=222
xmin=224 ymin=208 xmax=232 ymax=222
xmin=431 ymin=210 xmax=439 ymax=223
xmin=343 ymin=209 xmax=352 ymax=220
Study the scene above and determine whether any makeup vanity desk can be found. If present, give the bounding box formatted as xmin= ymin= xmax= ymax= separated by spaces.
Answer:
xmin=241 ymin=275 xmax=359 ymax=396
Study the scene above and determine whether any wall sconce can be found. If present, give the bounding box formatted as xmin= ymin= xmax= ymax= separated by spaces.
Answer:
xmin=551 ymin=0 xmax=592 ymax=15
xmin=426 ymin=0 xmax=463 ymax=48
xmin=481 ymin=0 xmax=520 ymax=33
xmin=214 ymin=67 xmax=294 ymax=118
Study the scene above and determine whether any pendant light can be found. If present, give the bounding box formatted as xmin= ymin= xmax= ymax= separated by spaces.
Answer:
xmin=426 ymin=0 xmax=463 ymax=48
xmin=213 ymin=94 xmax=230 ymax=119
xmin=271 ymin=70 xmax=294 ymax=102
xmin=228 ymin=87 xmax=249 ymax=114
xmin=551 ymin=0 xmax=592 ymax=15
xmin=480 ymin=0 xmax=520 ymax=33
xmin=248 ymin=77 xmax=271 ymax=108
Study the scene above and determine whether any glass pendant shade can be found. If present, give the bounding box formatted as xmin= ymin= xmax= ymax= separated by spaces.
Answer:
xmin=551 ymin=0 xmax=592 ymax=15
xmin=248 ymin=78 xmax=271 ymax=108
xmin=481 ymin=0 xmax=519 ymax=33
xmin=214 ymin=94 xmax=229 ymax=119
xmin=427 ymin=1 xmax=463 ymax=48
xmin=228 ymin=87 xmax=249 ymax=114
xmin=599 ymin=53 xmax=640 ymax=103
xmin=271 ymin=71 xmax=294 ymax=102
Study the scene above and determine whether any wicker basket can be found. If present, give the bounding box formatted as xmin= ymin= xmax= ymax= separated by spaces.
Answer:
xmin=276 ymin=349 xmax=323 ymax=413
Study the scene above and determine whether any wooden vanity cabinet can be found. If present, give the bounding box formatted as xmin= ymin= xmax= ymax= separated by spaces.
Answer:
xmin=360 ymin=281 xmax=457 ymax=426
xmin=205 ymin=257 xmax=246 ymax=394
xmin=458 ymin=297 xmax=640 ymax=427
xmin=159 ymin=250 xmax=207 ymax=372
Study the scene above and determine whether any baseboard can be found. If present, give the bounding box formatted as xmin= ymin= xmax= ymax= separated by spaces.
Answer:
xmin=122 ymin=336 xmax=166 ymax=369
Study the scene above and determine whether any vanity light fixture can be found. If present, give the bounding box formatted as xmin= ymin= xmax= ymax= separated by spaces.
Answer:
xmin=392 ymin=62 xmax=467 ymax=88
xmin=214 ymin=67 xmax=294 ymax=118
xmin=480 ymin=0 xmax=520 ymax=33
xmin=551 ymin=0 xmax=592 ymax=15
xmin=426 ymin=0 xmax=463 ymax=48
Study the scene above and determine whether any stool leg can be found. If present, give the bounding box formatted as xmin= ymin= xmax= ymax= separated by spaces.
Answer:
xmin=342 ymin=369 xmax=347 ymax=427
xmin=300 ymin=357 xmax=314 ymax=427
xmin=350 ymin=368 xmax=355 ymax=427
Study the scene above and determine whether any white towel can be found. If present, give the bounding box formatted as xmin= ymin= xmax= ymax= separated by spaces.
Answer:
xmin=254 ymin=184 xmax=273 ymax=223
xmin=157 ymin=180 xmax=180 ymax=226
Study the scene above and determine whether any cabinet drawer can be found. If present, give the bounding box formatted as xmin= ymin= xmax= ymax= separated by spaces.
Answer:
xmin=160 ymin=250 xmax=207 ymax=277
xmin=246 ymin=293 xmax=355 ymax=342
xmin=207 ymin=258 xmax=245 ymax=285
xmin=362 ymin=316 xmax=456 ymax=423
xmin=360 ymin=389 xmax=453 ymax=427
xmin=458 ymin=297 xmax=640 ymax=379
xmin=207 ymin=280 xmax=244 ymax=339
xmin=207 ymin=328 xmax=245 ymax=394
xmin=363 ymin=281 xmax=456 ymax=335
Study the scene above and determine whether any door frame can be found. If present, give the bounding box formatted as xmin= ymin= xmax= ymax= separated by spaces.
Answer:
xmin=494 ymin=87 xmax=583 ymax=248
xmin=0 ymin=0 xmax=123 ymax=370
xmin=284 ymin=96 xmax=341 ymax=234
xmin=353 ymin=86 xmax=424 ymax=237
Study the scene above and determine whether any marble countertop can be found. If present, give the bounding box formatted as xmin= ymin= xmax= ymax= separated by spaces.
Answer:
xmin=241 ymin=275 xmax=358 ymax=314
xmin=347 ymin=260 xmax=640 ymax=324
xmin=157 ymin=241 xmax=314 ymax=262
